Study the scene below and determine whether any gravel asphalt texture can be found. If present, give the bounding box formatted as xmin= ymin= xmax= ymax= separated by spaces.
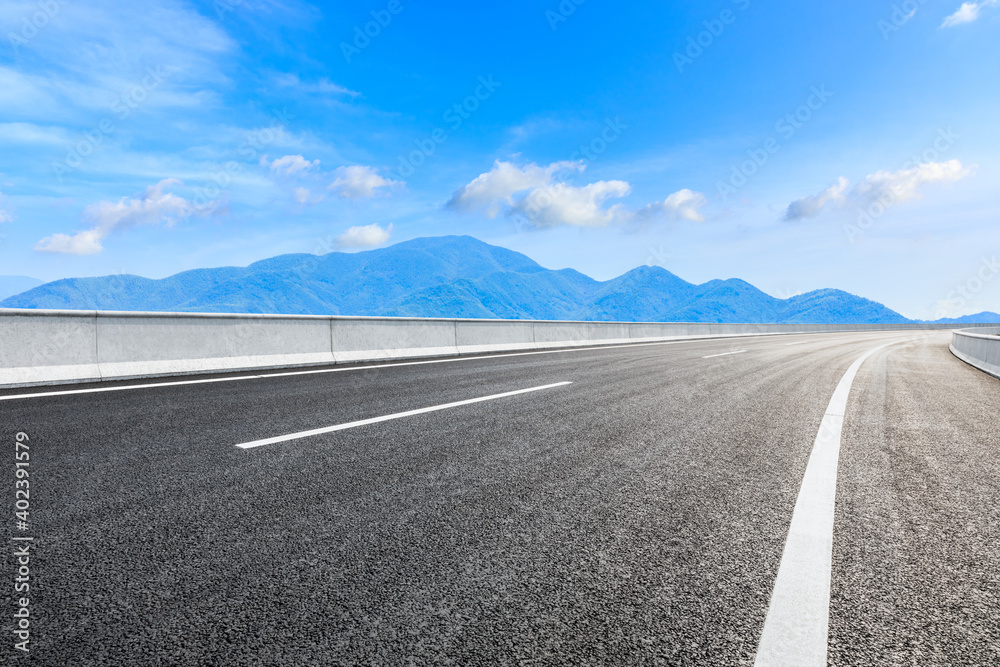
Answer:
xmin=830 ymin=335 xmax=1000 ymax=665
xmin=2 ymin=331 xmax=998 ymax=665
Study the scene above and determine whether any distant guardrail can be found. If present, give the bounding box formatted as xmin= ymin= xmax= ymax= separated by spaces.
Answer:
xmin=0 ymin=308 xmax=993 ymax=388
xmin=950 ymin=327 xmax=1000 ymax=380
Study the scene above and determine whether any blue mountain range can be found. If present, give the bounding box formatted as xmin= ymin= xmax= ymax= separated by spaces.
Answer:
xmin=0 ymin=275 xmax=43 ymax=301
xmin=1 ymin=236 xmax=997 ymax=324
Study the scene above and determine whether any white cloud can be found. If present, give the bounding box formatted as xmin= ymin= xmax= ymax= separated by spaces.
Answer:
xmin=448 ymin=160 xmax=706 ymax=229
xmin=504 ymin=118 xmax=567 ymax=146
xmin=35 ymin=178 xmax=218 ymax=254
xmin=512 ymin=181 xmax=631 ymax=228
xmin=634 ymin=189 xmax=710 ymax=223
xmin=784 ymin=177 xmax=850 ymax=221
xmin=942 ymin=0 xmax=999 ymax=26
xmin=0 ymin=191 xmax=12 ymax=223
xmin=292 ymin=187 xmax=325 ymax=207
xmin=0 ymin=1 xmax=235 ymax=123
xmin=0 ymin=122 xmax=72 ymax=146
xmin=264 ymin=154 xmax=320 ymax=178
xmin=335 ymin=223 xmax=393 ymax=249
xmin=447 ymin=160 xmax=583 ymax=216
xmin=274 ymin=73 xmax=360 ymax=97
xmin=263 ymin=159 xmax=398 ymax=202
xmin=854 ymin=161 xmax=972 ymax=202
xmin=785 ymin=161 xmax=973 ymax=221
xmin=943 ymin=2 xmax=981 ymax=25
xmin=328 ymin=166 xmax=401 ymax=199
xmin=313 ymin=80 xmax=359 ymax=96
xmin=35 ymin=229 xmax=105 ymax=255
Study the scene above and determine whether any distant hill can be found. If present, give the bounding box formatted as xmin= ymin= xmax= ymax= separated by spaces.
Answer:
xmin=923 ymin=312 xmax=1000 ymax=324
xmin=0 ymin=236 xmax=981 ymax=324
xmin=0 ymin=275 xmax=44 ymax=301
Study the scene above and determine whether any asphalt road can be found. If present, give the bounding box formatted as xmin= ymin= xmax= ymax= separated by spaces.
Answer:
xmin=2 ymin=331 xmax=998 ymax=665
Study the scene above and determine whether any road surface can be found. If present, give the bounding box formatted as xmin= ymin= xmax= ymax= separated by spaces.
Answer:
xmin=3 ymin=330 xmax=998 ymax=665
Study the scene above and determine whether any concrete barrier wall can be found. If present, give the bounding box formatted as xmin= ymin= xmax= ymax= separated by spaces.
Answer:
xmin=532 ymin=321 xmax=632 ymax=348
xmin=97 ymin=313 xmax=335 ymax=379
xmin=456 ymin=319 xmax=535 ymax=354
xmin=950 ymin=327 xmax=1000 ymax=380
xmin=0 ymin=310 xmax=100 ymax=386
xmin=0 ymin=308 xmax=994 ymax=388
xmin=332 ymin=317 xmax=459 ymax=363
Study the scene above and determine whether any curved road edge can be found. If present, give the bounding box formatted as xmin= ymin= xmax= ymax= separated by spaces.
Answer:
xmin=950 ymin=327 xmax=1000 ymax=380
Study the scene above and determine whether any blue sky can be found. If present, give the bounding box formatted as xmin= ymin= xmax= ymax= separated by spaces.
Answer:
xmin=1 ymin=0 xmax=998 ymax=318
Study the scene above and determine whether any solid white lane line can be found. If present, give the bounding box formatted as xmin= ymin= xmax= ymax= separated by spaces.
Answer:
xmin=753 ymin=340 xmax=901 ymax=666
xmin=236 ymin=381 xmax=573 ymax=450
xmin=0 ymin=333 xmax=802 ymax=402
xmin=0 ymin=375 xmax=268 ymax=402
xmin=702 ymin=350 xmax=747 ymax=359
xmin=0 ymin=343 xmax=676 ymax=402
xmin=1 ymin=330 xmax=887 ymax=403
